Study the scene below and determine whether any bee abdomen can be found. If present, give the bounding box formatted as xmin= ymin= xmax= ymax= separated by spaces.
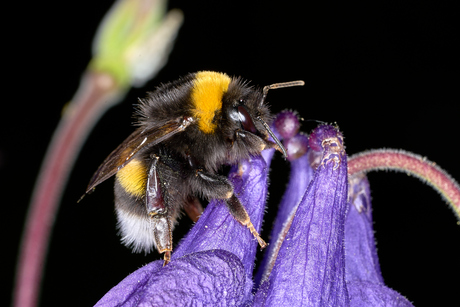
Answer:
xmin=115 ymin=158 xmax=148 ymax=198
xmin=115 ymin=207 xmax=157 ymax=254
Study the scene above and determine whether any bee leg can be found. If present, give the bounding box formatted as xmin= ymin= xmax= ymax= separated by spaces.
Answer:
xmin=192 ymin=170 xmax=234 ymax=200
xmin=150 ymin=214 xmax=173 ymax=266
xmin=163 ymin=250 xmax=171 ymax=266
xmin=184 ymin=196 xmax=203 ymax=222
xmin=235 ymin=130 xmax=271 ymax=153
xmin=191 ymin=169 xmax=267 ymax=249
xmin=225 ymin=194 xmax=267 ymax=249
xmin=146 ymin=155 xmax=173 ymax=265
xmin=146 ymin=155 xmax=166 ymax=216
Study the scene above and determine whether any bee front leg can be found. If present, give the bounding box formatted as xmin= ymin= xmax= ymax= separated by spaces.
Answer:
xmin=192 ymin=169 xmax=234 ymax=200
xmin=225 ymin=194 xmax=267 ymax=249
xmin=191 ymin=169 xmax=267 ymax=249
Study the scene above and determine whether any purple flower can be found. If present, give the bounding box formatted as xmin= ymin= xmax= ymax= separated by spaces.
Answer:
xmin=95 ymin=156 xmax=268 ymax=306
xmin=95 ymin=123 xmax=415 ymax=306
xmin=345 ymin=176 xmax=413 ymax=306
xmin=254 ymin=125 xmax=349 ymax=306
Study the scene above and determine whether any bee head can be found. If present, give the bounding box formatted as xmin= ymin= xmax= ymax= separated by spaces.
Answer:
xmin=219 ymin=77 xmax=288 ymax=160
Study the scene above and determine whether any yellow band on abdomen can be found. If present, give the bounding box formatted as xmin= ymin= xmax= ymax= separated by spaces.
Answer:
xmin=116 ymin=159 xmax=147 ymax=197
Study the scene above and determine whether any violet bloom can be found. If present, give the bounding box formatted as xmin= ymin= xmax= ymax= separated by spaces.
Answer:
xmin=95 ymin=122 xmax=415 ymax=306
xmin=95 ymin=156 xmax=268 ymax=306
xmin=345 ymin=176 xmax=413 ymax=306
xmin=254 ymin=125 xmax=350 ymax=305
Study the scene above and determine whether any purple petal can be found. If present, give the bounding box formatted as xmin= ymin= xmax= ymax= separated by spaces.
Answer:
xmin=95 ymin=249 xmax=249 ymax=306
xmin=345 ymin=176 xmax=414 ymax=306
xmin=255 ymin=153 xmax=314 ymax=286
xmin=173 ymin=155 xmax=269 ymax=277
xmin=94 ymin=259 xmax=163 ymax=306
xmin=95 ymin=156 xmax=269 ymax=305
xmin=255 ymin=125 xmax=349 ymax=306
xmin=345 ymin=175 xmax=383 ymax=284
xmin=261 ymin=148 xmax=276 ymax=166
xmin=347 ymin=281 xmax=414 ymax=307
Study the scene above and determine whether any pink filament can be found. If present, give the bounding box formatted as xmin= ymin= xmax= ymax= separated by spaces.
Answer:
xmin=14 ymin=72 xmax=119 ymax=307
xmin=348 ymin=149 xmax=460 ymax=219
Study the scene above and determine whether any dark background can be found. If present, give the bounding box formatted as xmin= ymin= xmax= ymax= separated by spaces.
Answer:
xmin=4 ymin=0 xmax=459 ymax=306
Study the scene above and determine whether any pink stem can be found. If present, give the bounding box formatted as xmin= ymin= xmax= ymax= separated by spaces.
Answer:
xmin=348 ymin=149 xmax=460 ymax=219
xmin=14 ymin=71 xmax=119 ymax=307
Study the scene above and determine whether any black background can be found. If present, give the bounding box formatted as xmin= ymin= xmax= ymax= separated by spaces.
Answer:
xmin=4 ymin=0 xmax=459 ymax=306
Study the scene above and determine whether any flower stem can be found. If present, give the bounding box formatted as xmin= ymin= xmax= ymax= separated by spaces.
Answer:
xmin=348 ymin=149 xmax=460 ymax=220
xmin=13 ymin=71 xmax=121 ymax=307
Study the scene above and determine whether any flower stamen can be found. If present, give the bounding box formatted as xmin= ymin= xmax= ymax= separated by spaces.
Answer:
xmin=320 ymin=137 xmax=345 ymax=170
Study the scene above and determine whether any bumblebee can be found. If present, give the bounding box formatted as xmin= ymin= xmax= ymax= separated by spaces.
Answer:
xmin=85 ymin=71 xmax=304 ymax=264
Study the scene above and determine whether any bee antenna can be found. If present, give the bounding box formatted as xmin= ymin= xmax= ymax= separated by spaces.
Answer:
xmin=257 ymin=116 xmax=288 ymax=158
xmin=256 ymin=80 xmax=304 ymax=158
xmin=260 ymin=80 xmax=305 ymax=106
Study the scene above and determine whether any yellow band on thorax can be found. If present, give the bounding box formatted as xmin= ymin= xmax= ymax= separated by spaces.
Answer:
xmin=191 ymin=71 xmax=231 ymax=134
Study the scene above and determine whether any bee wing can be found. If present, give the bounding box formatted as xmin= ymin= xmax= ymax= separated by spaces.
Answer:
xmin=86 ymin=116 xmax=194 ymax=193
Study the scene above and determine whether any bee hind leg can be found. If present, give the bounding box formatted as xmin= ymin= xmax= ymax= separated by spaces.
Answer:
xmin=146 ymin=155 xmax=174 ymax=265
xmin=162 ymin=250 xmax=171 ymax=266
xmin=150 ymin=214 xmax=173 ymax=266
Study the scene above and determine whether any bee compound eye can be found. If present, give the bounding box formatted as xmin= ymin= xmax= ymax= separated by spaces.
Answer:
xmin=237 ymin=106 xmax=257 ymax=134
